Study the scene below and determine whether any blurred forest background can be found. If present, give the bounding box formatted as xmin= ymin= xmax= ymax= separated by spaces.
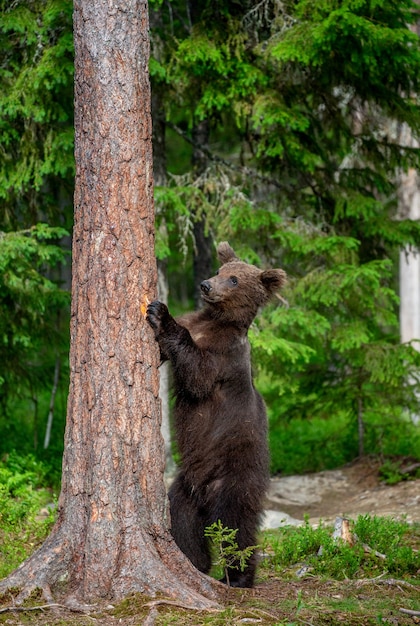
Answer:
xmin=1 ymin=0 xmax=420 ymax=490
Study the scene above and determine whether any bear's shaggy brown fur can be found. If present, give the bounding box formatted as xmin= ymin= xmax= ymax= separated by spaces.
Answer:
xmin=146 ymin=242 xmax=286 ymax=587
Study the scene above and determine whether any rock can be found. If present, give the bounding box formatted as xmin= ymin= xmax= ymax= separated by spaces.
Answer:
xmin=261 ymin=510 xmax=302 ymax=530
xmin=264 ymin=461 xmax=420 ymax=525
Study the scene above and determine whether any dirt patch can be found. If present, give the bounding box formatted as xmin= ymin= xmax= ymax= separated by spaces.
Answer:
xmin=265 ymin=457 xmax=420 ymax=526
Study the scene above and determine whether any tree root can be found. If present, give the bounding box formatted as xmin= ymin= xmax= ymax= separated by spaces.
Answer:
xmin=143 ymin=606 xmax=159 ymax=625
xmin=0 ymin=522 xmax=221 ymax=610
xmin=144 ymin=598 xmax=220 ymax=612
xmin=0 ymin=601 xmax=92 ymax=615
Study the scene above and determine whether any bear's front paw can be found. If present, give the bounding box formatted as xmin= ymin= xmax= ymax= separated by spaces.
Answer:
xmin=146 ymin=300 xmax=171 ymax=334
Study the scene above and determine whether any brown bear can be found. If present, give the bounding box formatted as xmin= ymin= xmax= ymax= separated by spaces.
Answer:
xmin=146 ymin=242 xmax=286 ymax=587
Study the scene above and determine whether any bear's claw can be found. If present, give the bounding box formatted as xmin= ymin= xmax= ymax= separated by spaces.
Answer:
xmin=146 ymin=300 xmax=170 ymax=331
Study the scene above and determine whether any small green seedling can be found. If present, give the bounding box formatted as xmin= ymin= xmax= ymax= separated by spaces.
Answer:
xmin=204 ymin=520 xmax=258 ymax=586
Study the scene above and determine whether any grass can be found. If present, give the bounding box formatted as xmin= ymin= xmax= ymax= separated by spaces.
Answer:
xmin=0 ymin=514 xmax=418 ymax=625
xmin=1 ymin=578 xmax=416 ymax=625
xmin=0 ymin=452 xmax=57 ymax=579
xmin=0 ymin=455 xmax=418 ymax=625
xmin=262 ymin=514 xmax=420 ymax=581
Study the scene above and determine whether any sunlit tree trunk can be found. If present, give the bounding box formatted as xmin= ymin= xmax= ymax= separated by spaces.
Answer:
xmin=43 ymin=356 xmax=60 ymax=449
xmin=399 ymin=167 xmax=420 ymax=348
xmin=0 ymin=0 xmax=218 ymax=608
xmin=397 ymin=9 xmax=420 ymax=422
xmin=150 ymin=16 xmax=175 ymax=474
xmin=192 ymin=119 xmax=213 ymax=309
xmin=398 ymin=163 xmax=420 ymax=425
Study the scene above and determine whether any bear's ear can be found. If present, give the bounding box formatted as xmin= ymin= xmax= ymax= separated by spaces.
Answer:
xmin=260 ymin=268 xmax=287 ymax=294
xmin=217 ymin=241 xmax=239 ymax=265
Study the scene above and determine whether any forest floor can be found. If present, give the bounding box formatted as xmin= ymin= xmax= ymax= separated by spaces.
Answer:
xmin=0 ymin=458 xmax=418 ymax=626
xmin=264 ymin=456 xmax=420 ymax=527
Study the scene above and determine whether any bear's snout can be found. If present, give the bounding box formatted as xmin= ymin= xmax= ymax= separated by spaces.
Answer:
xmin=200 ymin=280 xmax=212 ymax=295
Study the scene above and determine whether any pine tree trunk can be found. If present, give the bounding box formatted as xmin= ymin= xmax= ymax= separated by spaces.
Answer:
xmin=192 ymin=120 xmax=213 ymax=309
xmin=0 ymin=0 xmax=218 ymax=608
xmin=399 ymin=168 xmax=420 ymax=347
xmin=398 ymin=167 xmax=420 ymax=425
xmin=150 ymin=9 xmax=175 ymax=475
xmin=43 ymin=356 xmax=60 ymax=449
xmin=399 ymin=7 xmax=420 ymax=423
xmin=398 ymin=3 xmax=420 ymax=352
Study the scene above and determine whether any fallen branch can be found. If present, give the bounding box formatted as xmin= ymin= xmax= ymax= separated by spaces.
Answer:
xmin=399 ymin=608 xmax=420 ymax=617
xmin=399 ymin=461 xmax=420 ymax=477
xmin=144 ymin=599 xmax=220 ymax=613
xmin=0 ymin=603 xmax=89 ymax=615
xmin=350 ymin=576 xmax=418 ymax=590
xmin=361 ymin=543 xmax=386 ymax=560
xmin=247 ymin=607 xmax=279 ymax=620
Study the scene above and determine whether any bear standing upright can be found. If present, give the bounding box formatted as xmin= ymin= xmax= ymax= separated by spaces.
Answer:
xmin=146 ymin=242 xmax=286 ymax=587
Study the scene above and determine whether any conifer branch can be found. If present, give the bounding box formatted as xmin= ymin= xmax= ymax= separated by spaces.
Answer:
xmin=167 ymin=121 xmax=292 ymax=191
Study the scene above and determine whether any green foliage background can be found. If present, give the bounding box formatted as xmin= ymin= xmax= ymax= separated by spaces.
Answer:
xmin=1 ymin=0 xmax=420 ymax=481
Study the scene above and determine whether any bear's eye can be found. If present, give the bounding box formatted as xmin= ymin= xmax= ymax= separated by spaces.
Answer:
xmin=230 ymin=276 xmax=238 ymax=286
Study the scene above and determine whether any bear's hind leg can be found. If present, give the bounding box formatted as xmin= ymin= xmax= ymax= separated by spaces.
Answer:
xmin=219 ymin=522 xmax=259 ymax=588
xmin=168 ymin=475 xmax=212 ymax=574
xmin=210 ymin=486 xmax=261 ymax=588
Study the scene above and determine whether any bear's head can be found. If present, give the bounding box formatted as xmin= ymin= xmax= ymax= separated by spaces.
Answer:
xmin=200 ymin=242 xmax=286 ymax=327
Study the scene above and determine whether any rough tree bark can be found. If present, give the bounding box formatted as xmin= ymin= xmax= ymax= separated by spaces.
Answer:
xmin=0 ymin=0 xmax=218 ymax=608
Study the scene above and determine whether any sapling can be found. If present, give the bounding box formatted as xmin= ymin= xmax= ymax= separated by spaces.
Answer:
xmin=204 ymin=520 xmax=258 ymax=587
